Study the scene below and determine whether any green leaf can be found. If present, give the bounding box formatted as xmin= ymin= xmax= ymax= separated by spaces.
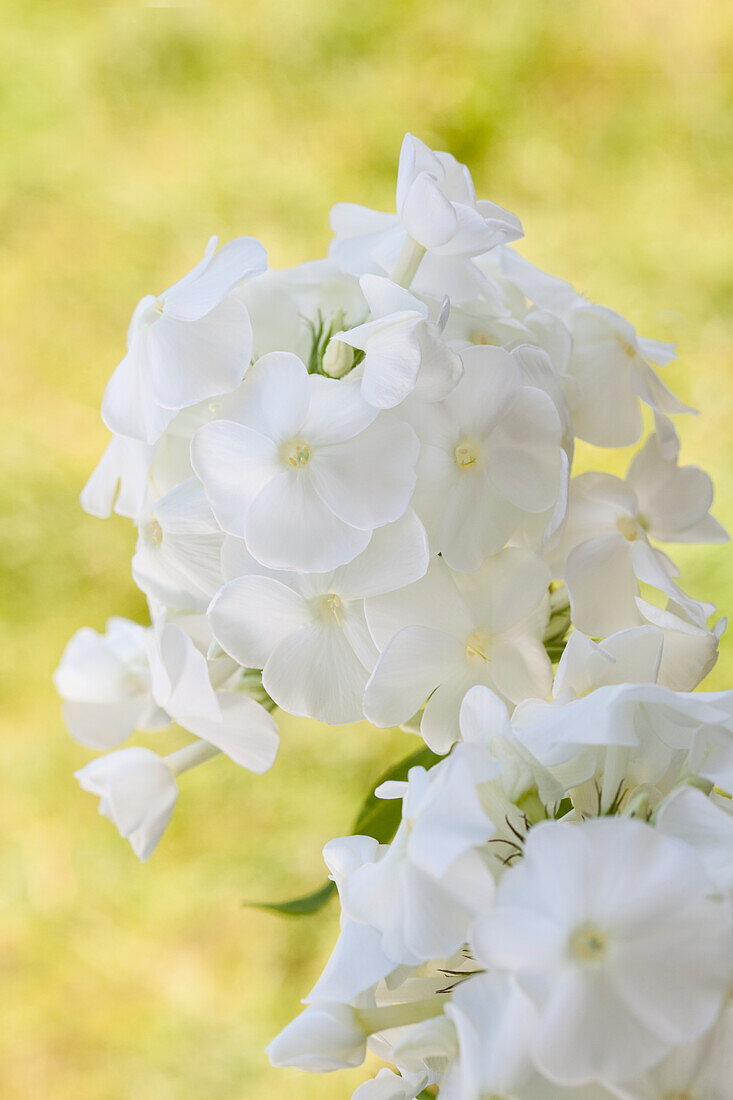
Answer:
xmin=245 ymin=879 xmax=336 ymax=917
xmin=248 ymin=744 xmax=442 ymax=918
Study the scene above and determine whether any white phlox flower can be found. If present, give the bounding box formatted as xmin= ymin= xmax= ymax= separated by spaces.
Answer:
xmin=330 ymin=274 xmax=463 ymax=409
xmin=514 ymin=654 xmax=733 ymax=813
xmin=62 ymin=133 xmax=733 ymax=1096
xmin=191 ymin=351 xmax=420 ymax=572
xmin=330 ymin=133 xmax=523 ymax=302
xmin=75 ymin=747 xmax=180 ymax=861
xmin=364 ymin=551 xmax=553 ymax=751
xmin=208 ymin=510 xmax=429 ymax=725
xmin=341 ymin=758 xmax=497 ymax=964
xmin=550 ymin=461 xmax=724 ymax=638
xmin=471 ymin=817 xmax=733 ymax=1086
xmin=405 ymin=344 xmax=564 ymax=569
xmin=54 ymin=617 xmax=168 ymax=749
xmin=563 ymin=304 xmax=692 ymax=447
xmin=102 ymin=235 xmax=267 ymax=444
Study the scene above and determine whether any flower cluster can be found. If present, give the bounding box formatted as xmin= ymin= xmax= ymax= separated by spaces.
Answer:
xmin=57 ymin=134 xmax=731 ymax=1094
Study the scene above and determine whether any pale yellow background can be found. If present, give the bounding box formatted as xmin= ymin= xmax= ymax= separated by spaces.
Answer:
xmin=1 ymin=2 xmax=731 ymax=1098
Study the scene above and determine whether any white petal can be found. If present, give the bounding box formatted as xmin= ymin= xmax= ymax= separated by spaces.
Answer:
xmin=363 ymin=626 xmax=466 ymax=731
xmin=81 ymin=435 xmax=152 ymax=520
xmin=245 ymin=471 xmax=370 ymax=571
xmin=148 ymin=296 xmax=253 ymax=410
xmin=565 ymin=533 xmax=641 ymax=636
xmin=334 ymin=510 xmax=429 ymax=600
xmin=309 ymin=416 xmax=418 ymax=530
xmin=208 ymin=576 xmax=310 ymax=667
xmin=366 ymin=557 xmax=473 ymax=650
xmin=163 ymin=236 xmax=267 ymax=321
xmin=184 ymin=691 xmax=279 ymax=773
xmin=191 ymin=420 xmax=280 ymax=537
xmin=487 ymin=387 xmax=561 ymax=512
xmin=301 ymin=372 xmax=377 ymax=442
xmin=263 ymin=620 xmax=369 ymax=724
xmin=101 ymin=338 xmax=176 ymax=444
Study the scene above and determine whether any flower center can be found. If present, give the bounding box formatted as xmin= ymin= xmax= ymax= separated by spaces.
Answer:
xmin=283 ymin=440 xmax=312 ymax=468
xmin=144 ymin=518 xmax=163 ymax=547
xmin=617 ymin=514 xmax=639 ymax=542
xmin=465 ymin=630 xmax=490 ymax=662
xmin=320 ymin=593 xmax=343 ymax=623
xmin=618 ymin=335 xmax=636 ymax=358
xmin=570 ymin=924 xmax=608 ymax=963
xmin=454 ymin=438 xmax=480 ymax=469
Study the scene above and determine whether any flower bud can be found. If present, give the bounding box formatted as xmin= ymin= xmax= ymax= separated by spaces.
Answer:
xmin=75 ymin=747 xmax=178 ymax=861
xmin=322 ymin=337 xmax=354 ymax=378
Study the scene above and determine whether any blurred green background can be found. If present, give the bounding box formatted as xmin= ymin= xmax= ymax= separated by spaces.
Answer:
xmin=1 ymin=1 xmax=731 ymax=1097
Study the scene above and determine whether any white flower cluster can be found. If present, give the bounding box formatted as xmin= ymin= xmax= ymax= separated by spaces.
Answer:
xmin=57 ymin=134 xmax=732 ymax=1093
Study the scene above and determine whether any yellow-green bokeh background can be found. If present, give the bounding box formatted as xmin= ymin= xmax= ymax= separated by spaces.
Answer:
xmin=1 ymin=2 xmax=731 ymax=1097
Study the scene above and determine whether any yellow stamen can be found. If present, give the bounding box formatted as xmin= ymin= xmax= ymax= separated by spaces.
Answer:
xmin=570 ymin=924 xmax=608 ymax=963
xmin=454 ymin=438 xmax=480 ymax=469
xmin=283 ymin=440 xmax=311 ymax=468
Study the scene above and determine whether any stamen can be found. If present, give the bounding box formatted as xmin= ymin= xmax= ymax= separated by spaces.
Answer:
xmin=283 ymin=440 xmax=312 ymax=468
xmin=617 ymin=514 xmax=639 ymax=542
xmin=455 ymin=438 xmax=480 ymax=468
xmin=145 ymin=518 xmax=163 ymax=547
xmin=320 ymin=593 xmax=343 ymax=623
xmin=465 ymin=630 xmax=489 ymax=662
xmin=570 ymin=924 xmax=608 ymax=963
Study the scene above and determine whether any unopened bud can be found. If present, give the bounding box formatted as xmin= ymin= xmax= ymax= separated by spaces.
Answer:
xmin=322 ymin=338 xmax=354 ymax=378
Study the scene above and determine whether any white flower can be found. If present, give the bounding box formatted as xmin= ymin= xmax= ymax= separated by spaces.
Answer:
xmin=550 ymin=470 xmax=711 ymax=638
xmin=515 ymin=675 xmax=731 ymax=812
xmin=54 ymin=618 xmax=167 ymax=749
xmin=564 ymin=304 xmax=691 ymax=447
xmin=266 ymin=1002 xmax=367 ymax=1073
xmin=102 ymin=235 xmax=267 ymax=444
xmin=626 ymin=426 xmax=728 ymax=544
xmin=472 ymin=817 xmax=733 ymax=1085
xmin=75 ymin=747 xmax=179 ymax=861
xmin=132 ymin=478 xmax=224 ymax=612
xmin=146 ymin=613 xmax=279 ymax=773
xmin=208 ymin=511 xmax=428 ymax=725
xmin=364 ymin=551 xmax=552 ymax=752
xmin=331 ymin=275 xmax=462 ymax=408
xmin=191 ymin=352 xmax=419 ymax=572
xmin=330 ymin=133 xmax=522 ymax=297
xmin=406 ymin=345 xmax=563 ymax=569
xmin=342 ymin=759 xmax=496 ymax=963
